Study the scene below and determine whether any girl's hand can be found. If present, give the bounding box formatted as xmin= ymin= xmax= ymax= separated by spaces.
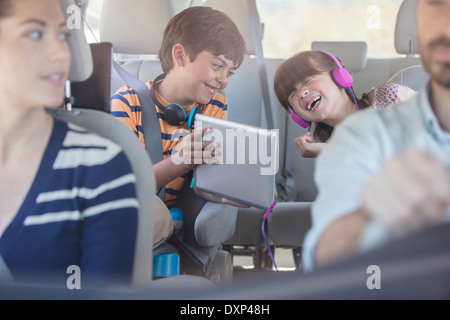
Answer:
xmin=294 ymin=132 xmax=326 ymax=158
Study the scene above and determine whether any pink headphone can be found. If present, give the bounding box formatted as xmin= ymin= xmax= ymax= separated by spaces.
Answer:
xmin=291 ymin=50 xmax=358 ymax=128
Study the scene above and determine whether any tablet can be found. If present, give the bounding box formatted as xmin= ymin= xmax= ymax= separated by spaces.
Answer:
xmin=193 ymin=114 xmax=279 ymax=210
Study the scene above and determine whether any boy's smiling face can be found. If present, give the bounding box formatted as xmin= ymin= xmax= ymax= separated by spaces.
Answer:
xmin=176 ymin=49 xmax=237 ymax=106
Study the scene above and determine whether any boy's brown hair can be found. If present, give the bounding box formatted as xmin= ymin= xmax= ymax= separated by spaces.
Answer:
xmin=159 ymin=6 xmax=246 ymax=74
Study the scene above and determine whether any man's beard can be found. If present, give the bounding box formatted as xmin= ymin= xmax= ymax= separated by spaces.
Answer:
xmin=426 ymin=60 xmax=450 ymax=88
xmin=422 ymin=37 xmax=450 ymax=88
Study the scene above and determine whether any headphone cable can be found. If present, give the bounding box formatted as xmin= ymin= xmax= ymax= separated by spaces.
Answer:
xmin=262 ymin=201 xmax=278 ymax=271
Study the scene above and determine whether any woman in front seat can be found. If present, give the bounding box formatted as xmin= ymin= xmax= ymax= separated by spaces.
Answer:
xmin=0 ymin=0 xmax=139 ymax=288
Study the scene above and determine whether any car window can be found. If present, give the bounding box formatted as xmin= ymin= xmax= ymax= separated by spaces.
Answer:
xmin=256 ymin=0 xmax=404 ymax=59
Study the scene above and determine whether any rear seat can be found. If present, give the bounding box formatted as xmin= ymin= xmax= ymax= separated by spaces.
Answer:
xmin=388 ymin=65 xmax=429 ymax=91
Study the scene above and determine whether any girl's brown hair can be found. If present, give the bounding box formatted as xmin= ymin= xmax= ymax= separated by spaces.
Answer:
xmin=0 ymin=0 xmax=13 ymax=31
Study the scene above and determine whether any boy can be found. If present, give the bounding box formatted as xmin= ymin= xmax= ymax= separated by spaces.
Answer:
xmin=111 ymin=6 xmax=247 ymax=209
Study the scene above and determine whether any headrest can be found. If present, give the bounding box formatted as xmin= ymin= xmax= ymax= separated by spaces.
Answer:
xmin=99 ymin=0 xmax=174 ymax=54
xmin=61 ymin=0 xmax=93 ymax=82
xmin=388 ymin=65 xmax=429 ymax=91
xmin=394 ymin=0 xmax=419 ymax=55
xmin=311 ymin=41 xmax=368 ymax=71
xmin=202 ymin=0 xmax=260 ymax=55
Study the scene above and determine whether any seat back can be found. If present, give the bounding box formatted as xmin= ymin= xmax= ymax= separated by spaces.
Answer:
xmin=388 ymin=65 xmax=429 ymax=91
xmin=70 ymin=42 xmax=113 ymax=112
xmin=394 ymin=0 xmax=419 ymax=59
xmin=64 ymin=0 xmax=92 ymax=83
xmin=49 ymin=108 xmax=156 ymax=288
xmin=387 ymin=0 xmax=422 ymax=82
xmin=99 ymin=0 xmax=174 ymax=94
xmin=61 ymin=0 xmax=155 ymax=288
xmin=388 ymin=0 xmax=429 ymax=91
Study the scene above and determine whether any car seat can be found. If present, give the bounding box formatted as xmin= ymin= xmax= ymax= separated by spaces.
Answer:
xmin=388 ymin=0 xmax=429 ymax=90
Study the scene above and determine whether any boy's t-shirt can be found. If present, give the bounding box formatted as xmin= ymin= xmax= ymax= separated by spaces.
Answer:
xmin=111 ymin=80 xmax=227 ymax=208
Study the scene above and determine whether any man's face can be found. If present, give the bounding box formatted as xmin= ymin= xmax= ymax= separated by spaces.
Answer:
xmin=418 ymin=0 xmax=450 ymax=88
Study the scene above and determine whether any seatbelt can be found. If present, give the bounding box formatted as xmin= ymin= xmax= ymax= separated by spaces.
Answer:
xmin=112 ymin=61 xmax=165 ymax=200
xmin=247 ymin=0 xmax=275 ymax=130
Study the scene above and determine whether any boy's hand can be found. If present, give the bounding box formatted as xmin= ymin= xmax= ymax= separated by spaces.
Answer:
xmin=294 ymin=132 xmax=326 ymax=158
xmin=172 ymin=128 xmax=219 ymax=170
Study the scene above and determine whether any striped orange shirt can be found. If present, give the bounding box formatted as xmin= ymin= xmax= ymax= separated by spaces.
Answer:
xmin=111 ymin=80 xmax=227 ymax=207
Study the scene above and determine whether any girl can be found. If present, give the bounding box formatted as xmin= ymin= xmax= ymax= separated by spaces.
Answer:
xmin=274 ymin=50 xmax=416 ymax=158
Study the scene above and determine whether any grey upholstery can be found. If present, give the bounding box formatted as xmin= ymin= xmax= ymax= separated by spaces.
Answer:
xmin=100 ymin=0 xmax=239 ymax=282
xmin=388 ymin=0 xmax=422 ymax=84
xmin=282 ymin=120 xmax=318 ymax=202
xmin=267 ymin=202 xmax=312 ymax=247
xmin=99 ymin=0 xmax=174 ymax=55
xmin=388 ymin=65 xmax=429 ymax=91
xmin=48 ymin=108 xmax=155 ymax=288
xmin=394 ymin=0 xmax=418 ymax=55
xmin=388 ymin=0 xmax=429 ymax=91
xmin=311 ymin=41 xmax=368 ymax=72
xmin=99 ymin=0 xmax=172 ymax=94
xmin=195 ymin=202 xmax=239 ymax=247
xmin=200 ymin=0 xmax=258 ymax=55
xmin=62 ymin=0 xmax=92 ymax=82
